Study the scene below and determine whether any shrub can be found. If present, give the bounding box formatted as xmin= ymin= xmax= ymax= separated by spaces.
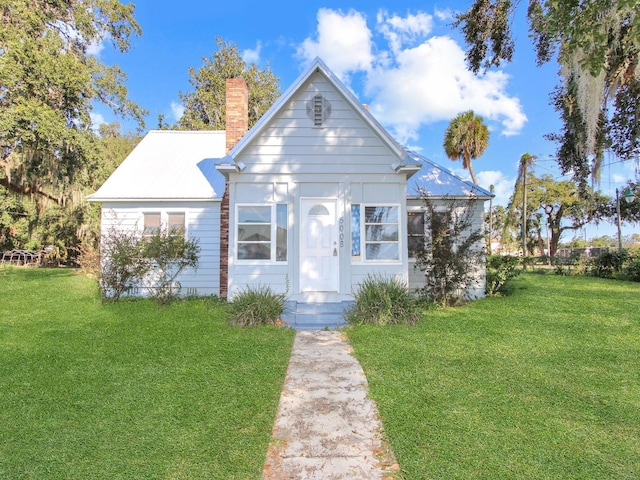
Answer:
xmin=345 ymin=274 xmax=419 ymax=326
xmin=142 ymin=229 xmax=200 ymax=304
xmin=98 ymin=227 xmax=149 ymax=300
xmin=228 ymin=285 xmax=285 ymax=327
xmin=586 ymin=251 xmax=627 ymax=279
xmin=413 ymin=196 xmax=485 ymax=306
xmin=485 ymin=255 xmax=521 ymax=295
xmin=623 ymin=251 xmax=640 ymax=281
xmin=97 ymin=226 xmax=199 ymax=303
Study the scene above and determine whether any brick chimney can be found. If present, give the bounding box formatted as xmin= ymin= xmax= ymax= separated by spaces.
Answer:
xmin=225 ymin=78 xmax=249 ymax=153
xmin=220 ymin=77 xmax=248 ymax=299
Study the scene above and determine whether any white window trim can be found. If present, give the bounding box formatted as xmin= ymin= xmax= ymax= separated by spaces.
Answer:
xmin=353 ymin=203 xmax=403 ymax=265
xmin=235 ymin=203 xmax=288 ymax=265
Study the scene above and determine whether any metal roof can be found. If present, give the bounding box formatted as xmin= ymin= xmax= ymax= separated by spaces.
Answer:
xmin=406 ymin=150 xmax=494 ymax=199
xmin=88 ymin=61 xmax=493 ymax=204
xmin=87 ymin=130 xmax=226 ymax=202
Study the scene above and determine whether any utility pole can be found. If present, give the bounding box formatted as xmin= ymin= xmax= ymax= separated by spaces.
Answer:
xmin=522 ymin=167 xmax=527 ymax=257
xmin=519 ymin=154 xmax=536 ymax=259
xmin=489 ymin=184 xmax=494 ymax=255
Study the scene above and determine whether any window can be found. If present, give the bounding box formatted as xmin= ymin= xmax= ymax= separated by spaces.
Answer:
xmin=407 ymin=211 xmax=425 ymax=258
xmin=364 ymin=206 xmax=399 ymax=260
xmin=237 ymin=204 xmax=288 ymax=262
xmin=143 ymin=211 xmax=186 ymax=237
xmin=276 ymin=204 xmax=288 ymax=262
xmin=351 ymin=205 xmax=401 ymax=261
xmin=143 ymin=212 xmax=161 ymax=236
xmin=167 ymin=212 xmax=185 ymax=232
xmin=351 ymin=204 xmax=361 ymax=260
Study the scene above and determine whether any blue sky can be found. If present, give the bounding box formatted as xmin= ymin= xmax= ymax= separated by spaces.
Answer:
xmin=94 ymin=0 xmax=637 ymax=239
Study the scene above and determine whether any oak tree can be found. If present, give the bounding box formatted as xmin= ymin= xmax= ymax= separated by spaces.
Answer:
xmin=177 ymin=38 xmax=280 ymax=130
xmin=0 ymin=1 xmax=145 ymax=251
xmin=455 ymin=1 xmax=640 ymax=187
xmin=0 ymin=0 xmax=145 ymax=203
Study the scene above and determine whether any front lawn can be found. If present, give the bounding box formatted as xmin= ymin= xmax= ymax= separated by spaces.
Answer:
xmin=0 ymin=267 xmax=295 ymax=479
xmin=348 ymin=273 xmax=640 ymax=479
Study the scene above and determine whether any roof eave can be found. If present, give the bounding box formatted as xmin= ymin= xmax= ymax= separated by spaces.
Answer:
xmin=393 ymin=163 xmax=422 ymax=178
xmin=215 ymin=157 xmax=245 ymax=178
xmin=86 ymin=196 xmax=222 ymax=203
xmin=406 ymin=194 xmax=493 ymax=201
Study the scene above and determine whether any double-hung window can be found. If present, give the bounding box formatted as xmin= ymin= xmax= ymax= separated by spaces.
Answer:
xmin=236 ymin=204 xmax=288 ymax=262
xmin=351 ymin=204 xmax=401 ymax=262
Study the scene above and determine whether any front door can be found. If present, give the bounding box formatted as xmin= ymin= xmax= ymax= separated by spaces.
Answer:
xmin=300 ymin=199 xmax=339 ymax=292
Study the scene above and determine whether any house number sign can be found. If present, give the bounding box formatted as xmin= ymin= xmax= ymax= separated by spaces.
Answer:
xmin=339 ymin=216 xmax=344 ymax=247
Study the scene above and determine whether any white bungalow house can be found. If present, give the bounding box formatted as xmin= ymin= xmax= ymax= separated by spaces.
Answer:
xmin=88 ymin=58 xmax=492 ymax=328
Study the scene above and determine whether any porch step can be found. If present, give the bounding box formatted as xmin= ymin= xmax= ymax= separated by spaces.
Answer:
xmin=281 ymin=301 xmax=354 ymax=330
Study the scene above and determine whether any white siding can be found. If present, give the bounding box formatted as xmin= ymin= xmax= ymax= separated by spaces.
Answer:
xmin=225 ymin=66 xmax=489 ymax=303
xmin=227 ymin=183 xmax=290 ymax=299
xmin=100 ymin=201 xmax=221 ymax=297
xmin=406 ymin=198 xmax=487 ymax=299
xmin=239 ymin=75 xmax=399 ymax=176
xmin=226 ymin=72 xmax=411 ymax=300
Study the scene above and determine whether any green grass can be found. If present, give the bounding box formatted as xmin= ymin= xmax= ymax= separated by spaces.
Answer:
xmin=0 ymin=267 xmax=295 ymax=479
xmin=348 ymin=273 xmax=640 ymax=479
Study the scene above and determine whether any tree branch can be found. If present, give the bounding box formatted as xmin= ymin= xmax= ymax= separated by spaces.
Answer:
xmin=0 ymin=177 xmax=63 ymax=205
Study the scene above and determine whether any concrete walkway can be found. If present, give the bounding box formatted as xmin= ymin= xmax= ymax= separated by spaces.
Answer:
xmin=262 ymin=331 xmax=400 ymax=479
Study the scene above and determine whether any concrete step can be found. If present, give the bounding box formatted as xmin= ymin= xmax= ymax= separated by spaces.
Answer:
xmin=282 ymin=301 xmax=354 ymax=330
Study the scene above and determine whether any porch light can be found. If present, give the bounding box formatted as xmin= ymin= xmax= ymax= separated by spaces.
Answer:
xmin=622 ymin=186 xmax=635 ymax=204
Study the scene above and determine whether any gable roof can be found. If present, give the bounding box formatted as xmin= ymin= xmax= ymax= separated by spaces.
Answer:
xmin=217 ymin=57 xmax=421 ymax=175
xmin=406 ymin=150 xmax=494 ymax=199
xmin=87 ymin=130 xmax=226 ymax=202
xmin=89 ymin=59 xmax=491 ymax=204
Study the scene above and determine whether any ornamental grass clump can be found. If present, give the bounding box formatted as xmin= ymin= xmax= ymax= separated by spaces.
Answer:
xmin=228 ymin=285 xmax=285 ymax=327
xmin=345 ymin=274 xmax=420 ymax=326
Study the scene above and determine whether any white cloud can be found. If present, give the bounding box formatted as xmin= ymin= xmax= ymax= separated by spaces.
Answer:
xmin=243 ymin=41 xmax=261 ymax=64
xmin=476 ymin=170 xmax=515 ymax=206
xmin=365 ymin=36 xmax=527 ymax=142
xmin=87 ymin=37 xmax=106 ymax=56
xmin=90 ymin=112 xmax=106 ymax=133
xmin=612 ymin=172 xmax=631 ymax=185
xmin=376 ymin=10 xmax=433 ymax=54
xmin=296 ymin=8 xmax=527 ymax=144
xmin=434 ymin=7 xmax=455 ymax=21
xmin=296 ymin=8 xmax=374 ymax=79
xmin=54 ymin=20 xmax=108 ymax=57
xmin=170 ymin=101 xmax=185 ymax=121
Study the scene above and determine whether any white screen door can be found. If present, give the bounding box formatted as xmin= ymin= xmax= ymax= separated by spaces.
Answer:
xmin=300 ymin=199 xmax=338 ymax=292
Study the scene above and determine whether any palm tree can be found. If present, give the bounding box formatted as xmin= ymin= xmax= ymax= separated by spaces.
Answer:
xmin=443 ymin=110 xmax=489 ymax=185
